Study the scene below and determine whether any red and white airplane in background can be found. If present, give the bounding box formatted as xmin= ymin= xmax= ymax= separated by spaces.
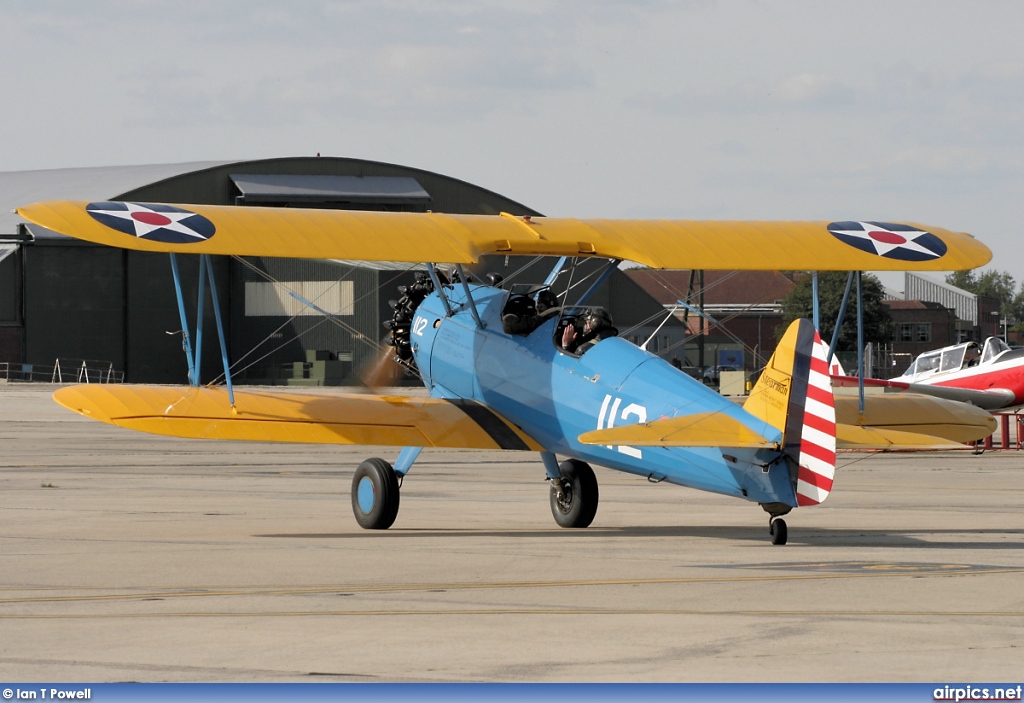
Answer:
xmin=834 ymin=337 xmax=1024 ymax=411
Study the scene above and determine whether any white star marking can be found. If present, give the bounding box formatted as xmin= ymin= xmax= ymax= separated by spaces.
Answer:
xmin=830 ymin=222 xmax=939 ymax=258
xmin=89 ymin=203 xmax=208 ymax=240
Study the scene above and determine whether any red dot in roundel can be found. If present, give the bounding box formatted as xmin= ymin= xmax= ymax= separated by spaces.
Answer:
xmin=868 ymin=230 xmax=907 ymax=245
xmin=131 ymin=211 xmax=173 ymax=226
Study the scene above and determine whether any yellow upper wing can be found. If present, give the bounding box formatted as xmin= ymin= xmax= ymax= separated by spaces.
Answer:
xmin=17 ymin=200 xmax=991 ymax=271
xmin=53 ymin=385 xmax=543 ymax=451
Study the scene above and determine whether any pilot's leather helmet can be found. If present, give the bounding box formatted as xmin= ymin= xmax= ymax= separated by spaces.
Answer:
xmin=584 ymin=308 xmax=612 ymax=332
xmin=536 ymin=289 xmax=559 ymax=313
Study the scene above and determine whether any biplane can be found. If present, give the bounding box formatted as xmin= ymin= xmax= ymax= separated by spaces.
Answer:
xmin=15 ymin=203 xmax=997 ymax=544
xmin=833 ymin=336 xmax=1024 ymax=411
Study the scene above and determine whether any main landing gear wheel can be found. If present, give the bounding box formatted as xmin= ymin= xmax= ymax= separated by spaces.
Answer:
xmin=351 ymin=458 xmax=400 ymax=529
xmin=549 ymin=459 xmax=599 ymax=528
xmin=769 ymin=518 xmax=788 ymax=546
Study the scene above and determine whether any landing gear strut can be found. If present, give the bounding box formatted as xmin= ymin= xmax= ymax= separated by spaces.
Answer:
xmin=351 ymin=458 xmax=400 ymax=529
xmin=549 ymin=459 xmax=599 ymax=528
xmin=760 ymin=502 xmax=791 ymax=545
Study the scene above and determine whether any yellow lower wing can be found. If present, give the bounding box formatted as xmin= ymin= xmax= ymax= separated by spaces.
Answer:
xmin=578 ymin=411 xmax=778 ymax=448
xmin=53 ymin=385 xmax=542 ymax=451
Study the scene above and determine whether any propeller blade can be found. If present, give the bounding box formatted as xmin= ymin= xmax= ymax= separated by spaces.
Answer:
xmin=359 ymin=346 xmax=404 ymax=389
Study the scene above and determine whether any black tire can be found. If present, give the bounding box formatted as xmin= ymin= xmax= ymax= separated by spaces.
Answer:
xmin=550 ymin=459 xmax=599 ymax=528
xmin=351 ymin=458 xmax=400 ymax=529
xmin=770 ymin=518 xmax=788 ymax=546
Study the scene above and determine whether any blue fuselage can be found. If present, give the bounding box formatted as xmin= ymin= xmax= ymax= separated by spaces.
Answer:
xmin=410 ymin=284 xmax=797 ymax=507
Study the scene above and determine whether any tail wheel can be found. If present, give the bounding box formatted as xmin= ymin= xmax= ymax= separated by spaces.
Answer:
xmin=549 ymin=459 xmax=599 ymax=528
xmin=770 ymin=518 xmax=788 ymax=546
xmin=351 ymin=458 xmax=400 ymax=529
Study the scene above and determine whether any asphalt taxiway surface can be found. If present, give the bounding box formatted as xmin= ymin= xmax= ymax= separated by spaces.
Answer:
xmin=1 ymin=384 xmax=1022 ymax=682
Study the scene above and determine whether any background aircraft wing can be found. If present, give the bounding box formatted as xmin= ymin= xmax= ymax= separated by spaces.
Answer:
xmin=17 ymin=200 xmax=991 ymax=271
xmin=53 ymin=385 xmax=543 ymax=451
xmin=832 ymin=375 xmax=1016 ymax=411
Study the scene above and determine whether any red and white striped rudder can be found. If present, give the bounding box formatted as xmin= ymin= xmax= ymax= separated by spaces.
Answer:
xmin=795 ymin=335 xmax=837 ymax=506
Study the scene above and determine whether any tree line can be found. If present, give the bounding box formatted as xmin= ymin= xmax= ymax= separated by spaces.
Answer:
xmin=779 ymin=269 xmax=1023 ymax=351
xmin=945 ymin=269 xmax=1024 ymax=330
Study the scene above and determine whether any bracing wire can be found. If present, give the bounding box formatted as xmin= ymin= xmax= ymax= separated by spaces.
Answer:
xmin=206 ymin=257 xmax=423 ymax=385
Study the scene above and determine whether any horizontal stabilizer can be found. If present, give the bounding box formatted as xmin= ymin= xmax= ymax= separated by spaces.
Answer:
xmin=836 ymin=423 xmax=970 ymax=450
xmin=53 ymin=385 xmax=543 ymax=451
xmin=17 ymin=200 xmax=991 ymax=271
xmin=578 ymin=411 xmax=778 ymax=448
xmin=834 ymin=394 xmax=996 ymax=444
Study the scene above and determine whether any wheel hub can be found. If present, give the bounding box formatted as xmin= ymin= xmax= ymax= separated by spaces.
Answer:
xmin=356 ymin=475 xmax=376 ymax=513
xmin=552 ymin=478 xmax=574 ymax=513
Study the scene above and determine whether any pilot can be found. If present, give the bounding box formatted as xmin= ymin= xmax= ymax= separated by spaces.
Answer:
xmin=502 ymin=294 xmax=537 ymax=335
xmin=965 ymin=344 xmax=981 ymax=367
xmin=504 ymin=288 xmax=561 ymax=336
xmin=561 ymin=308 xmax=617 ymax=355
xmin=535 ymin=289 xmax=560 ymax=318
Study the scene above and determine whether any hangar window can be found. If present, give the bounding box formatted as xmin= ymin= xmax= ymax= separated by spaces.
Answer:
xmin=230 ymin=174 xmax=432 ymax=212
xmin=245 ymin=281 xmax=354 ymax=317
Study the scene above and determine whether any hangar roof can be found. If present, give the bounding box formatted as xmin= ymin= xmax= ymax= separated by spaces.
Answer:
xmin=0 ymin=162 xmax=227 ymax=236
xmin=3 ymin=156 xmax=540 ymax=243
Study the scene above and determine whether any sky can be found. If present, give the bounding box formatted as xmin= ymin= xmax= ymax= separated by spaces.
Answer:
xmin=3 ymin=0 xmax=1023 ymax=286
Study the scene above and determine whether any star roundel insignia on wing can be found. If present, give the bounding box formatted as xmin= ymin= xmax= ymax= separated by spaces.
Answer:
xmin=86 ymin=202 xmax=216 ymax=244
xmin=827 ymin=221 xmax=947 ymax=262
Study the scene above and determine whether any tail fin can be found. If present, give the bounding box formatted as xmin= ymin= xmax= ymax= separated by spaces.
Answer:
xmin=743 ymin=318 xmax=836 ymax=506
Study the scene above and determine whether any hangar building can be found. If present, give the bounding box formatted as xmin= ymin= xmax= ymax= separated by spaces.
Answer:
xmin=0 ymin=157 xmax=683 ymax=384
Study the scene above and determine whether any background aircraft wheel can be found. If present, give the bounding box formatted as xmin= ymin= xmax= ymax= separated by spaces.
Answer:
xmin=550 ymin=459 xmax=599 ymax=528
xmin=351 ymin=458 xmax=400 ymax=529
xmin=769 ymin=518 xmax=788 ymax=545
